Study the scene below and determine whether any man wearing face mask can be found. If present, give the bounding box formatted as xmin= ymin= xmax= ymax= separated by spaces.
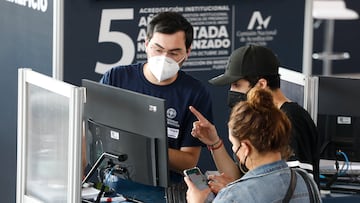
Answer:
xmin=189 ymin=45 xmax=320 ymax=193
xmin=100 ymin=12 xmax=213 ymax=184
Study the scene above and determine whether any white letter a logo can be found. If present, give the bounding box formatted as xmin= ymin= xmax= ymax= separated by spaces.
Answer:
xmin=247 ymin=11 xmax=271 ymax=30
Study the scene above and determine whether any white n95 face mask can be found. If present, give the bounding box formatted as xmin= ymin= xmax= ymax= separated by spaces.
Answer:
xmin=148 ymin=55 xmax=181 ymax=82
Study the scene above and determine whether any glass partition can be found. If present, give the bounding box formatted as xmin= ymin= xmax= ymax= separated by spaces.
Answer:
xmin=17 ymin=68 xmax=84 ymax=203
xmin=279 ymin=67 xmax=307 ymax=108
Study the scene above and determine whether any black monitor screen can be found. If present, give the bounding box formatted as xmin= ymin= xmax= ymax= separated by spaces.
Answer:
xmin=317 ymin=76 xmax=360 ymax=163
xmin=87 ymin=119 xmax=156 ymax=185
xmin=82 ymin=79 xmax=169 ymax=188
xmin=318 ymin=114 xmax=360 ymax=162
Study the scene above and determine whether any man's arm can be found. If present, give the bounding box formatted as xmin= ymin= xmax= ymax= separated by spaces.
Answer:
xmin=168 ymin=146 xmax=201 ymax=174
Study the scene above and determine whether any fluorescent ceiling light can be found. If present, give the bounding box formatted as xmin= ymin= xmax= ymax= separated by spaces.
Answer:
xmin=313 ymin=0 xmax=359 ymax=20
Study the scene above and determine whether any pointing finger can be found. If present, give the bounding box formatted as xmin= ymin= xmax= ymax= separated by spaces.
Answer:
xmin=189 ymin=106 xmax=208 ymax=123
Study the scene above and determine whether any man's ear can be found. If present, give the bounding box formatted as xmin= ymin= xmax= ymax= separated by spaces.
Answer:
xmin=186 ymin=47 xmax=192 ymax=58
xmin=257 ymin=78 xmax=268 ymax=88
xmin=144 ymin=39 xmax=150 ymax=53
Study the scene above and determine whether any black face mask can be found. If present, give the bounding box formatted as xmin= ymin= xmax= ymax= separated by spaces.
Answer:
xmin=232 ymin=146 xmax=249 ymax=174
xmin=227 ymin=90 xmax=247 ymax=108
xmin=232 ymin=146 xmax=241 ymax=166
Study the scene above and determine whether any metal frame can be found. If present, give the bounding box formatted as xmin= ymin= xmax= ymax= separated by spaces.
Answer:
xmin=53 ymin=0 xmax=64 ymax=80
xmin=302 ymin=0 xmax=314 ymax=76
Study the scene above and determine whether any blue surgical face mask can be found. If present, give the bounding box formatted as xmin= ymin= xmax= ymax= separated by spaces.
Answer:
xmin=227 ymin=90 xmax=247 ymax=108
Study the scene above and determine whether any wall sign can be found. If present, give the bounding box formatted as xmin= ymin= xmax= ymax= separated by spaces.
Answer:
xmin=63 ymin=0 xmax=307 ymax=171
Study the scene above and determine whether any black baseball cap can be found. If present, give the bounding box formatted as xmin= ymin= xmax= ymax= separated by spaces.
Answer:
xmin=209 ymin=45 xmax=280 ymax=86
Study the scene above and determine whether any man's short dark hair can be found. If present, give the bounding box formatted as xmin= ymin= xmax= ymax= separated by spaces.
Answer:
xmin=245 ymin=74 xmax=281 ymax=90
xmin=147 ymin=12 xmax=193 ymax=50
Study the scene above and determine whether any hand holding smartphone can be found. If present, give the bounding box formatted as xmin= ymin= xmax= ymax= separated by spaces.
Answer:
xmin=184 ymin=167 xmax=215 ymax=203
xmin=183 ymin=167 xmax=209 ymax=190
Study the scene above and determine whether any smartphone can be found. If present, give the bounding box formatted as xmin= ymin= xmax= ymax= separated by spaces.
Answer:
xmin=183 ymin=167 xmax=209 ymax=190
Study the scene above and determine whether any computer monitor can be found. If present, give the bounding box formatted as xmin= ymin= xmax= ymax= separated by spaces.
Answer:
xmin=317 ymin=114 xmax=360 ymax=162
xmin=316 ymin=76 xmax=360 ymax=162
xmin=82 ymin=79 xmax=169 ymax=188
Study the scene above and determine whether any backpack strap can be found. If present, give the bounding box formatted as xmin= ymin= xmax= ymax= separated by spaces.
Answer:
xmin=282 ymin=168 xmax=297 ymax=203
xmin=295 ymin=168 xmax=321 ymax=203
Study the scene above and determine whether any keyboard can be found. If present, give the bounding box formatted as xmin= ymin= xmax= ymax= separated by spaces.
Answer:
xmin=165 ymin=182 xmax=187 ymax=203
xmin=320 ymin=159 xmax=360 ymax=175
xmin=320 ymin=168 xmax=360 ymax=175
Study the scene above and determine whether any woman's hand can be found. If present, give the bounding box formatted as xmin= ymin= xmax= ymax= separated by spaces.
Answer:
xmin=208 ymin=173 xmax=234 ymax=194
xmin=184 ymin=176 xmax=211 ymax=203
xmin=189 ymin=106 xmax=220 ymax=146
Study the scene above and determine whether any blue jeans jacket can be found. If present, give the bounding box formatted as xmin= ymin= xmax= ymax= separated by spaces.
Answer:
xmin=214 ymin=160 xmax=320 ymax=203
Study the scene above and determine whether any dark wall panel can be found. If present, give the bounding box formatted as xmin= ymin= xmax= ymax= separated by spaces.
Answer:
xmin=0 ymin=1 xmax=53 ymax=202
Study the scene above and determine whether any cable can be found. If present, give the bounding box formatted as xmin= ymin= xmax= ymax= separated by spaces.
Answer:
xmin=113 ymin=164 xmax=131 ymax=181
xmin=104 ymin=167 xmax=116 ymax=186
xmin=336 ymin=150 xmax=349 ymax=176
xmin=324 ymin=150 xmax=350 ymax=189
xmin=95 ymin=183 xmax=106 ymax=203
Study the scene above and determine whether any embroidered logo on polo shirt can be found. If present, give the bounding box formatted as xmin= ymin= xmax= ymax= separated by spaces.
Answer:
xmin=167 ymin=108 xmax=177 ymax=119
xmin=166 ymin=108 xmax=179 ymax=139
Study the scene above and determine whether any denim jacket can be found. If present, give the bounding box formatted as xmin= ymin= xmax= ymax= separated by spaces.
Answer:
xmin=214 ymin=160 xmax=318 ymax=203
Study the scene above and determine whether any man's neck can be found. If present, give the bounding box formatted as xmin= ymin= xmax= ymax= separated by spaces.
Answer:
xmin=272 ymin=89 xmax=290 ymax=109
